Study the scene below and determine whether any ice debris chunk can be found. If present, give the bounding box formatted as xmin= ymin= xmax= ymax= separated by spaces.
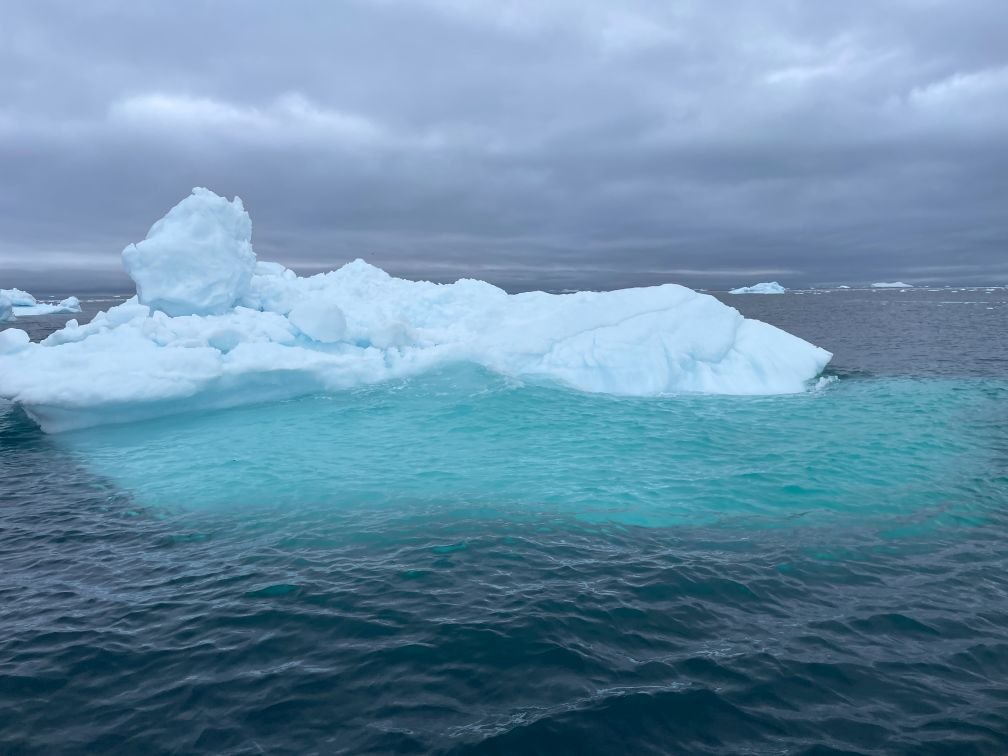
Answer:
xmin=122 ymin=187 xmax=256 ymax=316
xmin=0 ymin=328 xmax=30 ymax=354
xmin=871 ymin=281 xmax=912 ymax=289
xmin=0 ymin=294 xmax=13 ymax=323
xmin=0 ymin=188 xmax=832 ymax=432
xmin=729 ymin=282 xmax=786 ymax=294
xmin=288 ymin=296 xmax=347 ymax=343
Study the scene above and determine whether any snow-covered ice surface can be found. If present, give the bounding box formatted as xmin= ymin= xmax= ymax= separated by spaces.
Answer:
xmin=0 ymin=189 xmax=831 ymax=432
xmin=729 ymin=282 xmax=786 ymax=294
xmin=872 ymin=281 xmax=912 ymax=289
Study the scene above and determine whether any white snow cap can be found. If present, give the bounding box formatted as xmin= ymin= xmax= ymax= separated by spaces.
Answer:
xmin=871 ymin=282 xmax=912 ymax=289
xmin=729 ymin=282 xmax=786 ymax=295
xmin=0 ymin=189 xmax=833 ymax=432
xmin=122 ymin=188 xmax=256 ymax=316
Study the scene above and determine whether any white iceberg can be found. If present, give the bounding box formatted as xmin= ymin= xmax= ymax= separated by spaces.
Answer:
xmin=871 ymin=281 xmax=912 ymax=289
xmin=0 ymin=189 xmax=832 ymax=432
xmin=837 ymin=285 xmax=851 ymax=289
xmin=729 ymin=282 xmax=786 ymax=295
xmin=14 ymin=297 xmax=82 ymax=317
xmin=0 ymin=288 xmax=82 ymax=317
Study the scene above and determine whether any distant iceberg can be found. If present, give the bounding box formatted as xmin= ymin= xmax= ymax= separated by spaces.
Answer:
xmin=0 ymin=288 xmax=82 ymax=317
xmin=871 ymin=282 xmax=912 ymax=289
xmin=837 ymin=285 xmax=851 ymax=289
xmin=729 ymin=282 xmax=786 ymax=295
xmin=0 ymin=189 xmax=832 ymax=432
xmin=14 ymin=297 xmax=82 ymax=316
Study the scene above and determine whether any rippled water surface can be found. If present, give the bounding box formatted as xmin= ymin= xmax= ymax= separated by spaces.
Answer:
xmin=2 ymin=289 xmax=1007 ymax=754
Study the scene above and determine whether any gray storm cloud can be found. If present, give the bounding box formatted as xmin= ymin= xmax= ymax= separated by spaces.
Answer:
xmin=1 ymin=0 xmax=1006 ymax=290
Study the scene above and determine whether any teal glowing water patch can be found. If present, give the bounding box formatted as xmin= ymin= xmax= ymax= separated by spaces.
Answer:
xmin=58 ymin=369 xmax=1007 ymax=528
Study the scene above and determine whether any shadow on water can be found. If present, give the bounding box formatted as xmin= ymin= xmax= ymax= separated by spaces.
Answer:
xmin=1 ymin=401 xmax=47 ymax=446
xmin=0 ymin=401 xmax=174 ymax=549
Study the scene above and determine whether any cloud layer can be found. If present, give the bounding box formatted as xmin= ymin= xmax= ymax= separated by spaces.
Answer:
xmin=2 ymin=0 xmax=1006 ymax=289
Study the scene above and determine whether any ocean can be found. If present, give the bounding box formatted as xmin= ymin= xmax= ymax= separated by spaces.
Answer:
xmin=2 ymin=287 xmax=1007 ymax=754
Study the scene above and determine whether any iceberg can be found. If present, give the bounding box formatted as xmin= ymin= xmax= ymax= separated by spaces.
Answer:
xmin=14 ymin=297 xmax=82 ymax=317
xmin=871 ymin=281 xmax=912 ymax=289
xmin=729 ymin=282 xmax=786 ymax=295
xmin=1 ymin=288 xmax=82 ymax=317
xmin=0 ymin=189 xmax=832 ymax=432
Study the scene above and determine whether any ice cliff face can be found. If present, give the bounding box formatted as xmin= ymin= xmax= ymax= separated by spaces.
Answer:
xmin=0 ymin=189 xmax=832 ymax=432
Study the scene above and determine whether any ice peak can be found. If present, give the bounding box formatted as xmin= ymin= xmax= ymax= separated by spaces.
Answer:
xmin=122 ymin=187 xmax=256 ymax=316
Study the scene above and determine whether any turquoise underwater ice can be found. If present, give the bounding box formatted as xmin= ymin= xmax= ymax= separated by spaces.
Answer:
xmin=57 ymin=367 xmax=1007 ymax=530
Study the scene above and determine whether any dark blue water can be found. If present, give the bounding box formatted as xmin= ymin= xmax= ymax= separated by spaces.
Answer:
xmin=2 ymin=289 xmax=1007 ymax=754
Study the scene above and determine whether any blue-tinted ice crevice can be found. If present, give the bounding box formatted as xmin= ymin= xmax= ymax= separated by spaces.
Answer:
xmin=0 ymin=188 xmax=831 ymax=432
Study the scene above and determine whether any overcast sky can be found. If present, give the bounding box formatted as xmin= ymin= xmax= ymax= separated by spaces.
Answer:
xmin=2 ymin=0 xmax=1007 ymax=291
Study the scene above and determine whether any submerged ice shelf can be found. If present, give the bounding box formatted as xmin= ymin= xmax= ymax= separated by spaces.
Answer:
xmin=47 ymin=370 xmax=1006 ymax=527
xmin=0 ymin=188 xmax=831 ymax=432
